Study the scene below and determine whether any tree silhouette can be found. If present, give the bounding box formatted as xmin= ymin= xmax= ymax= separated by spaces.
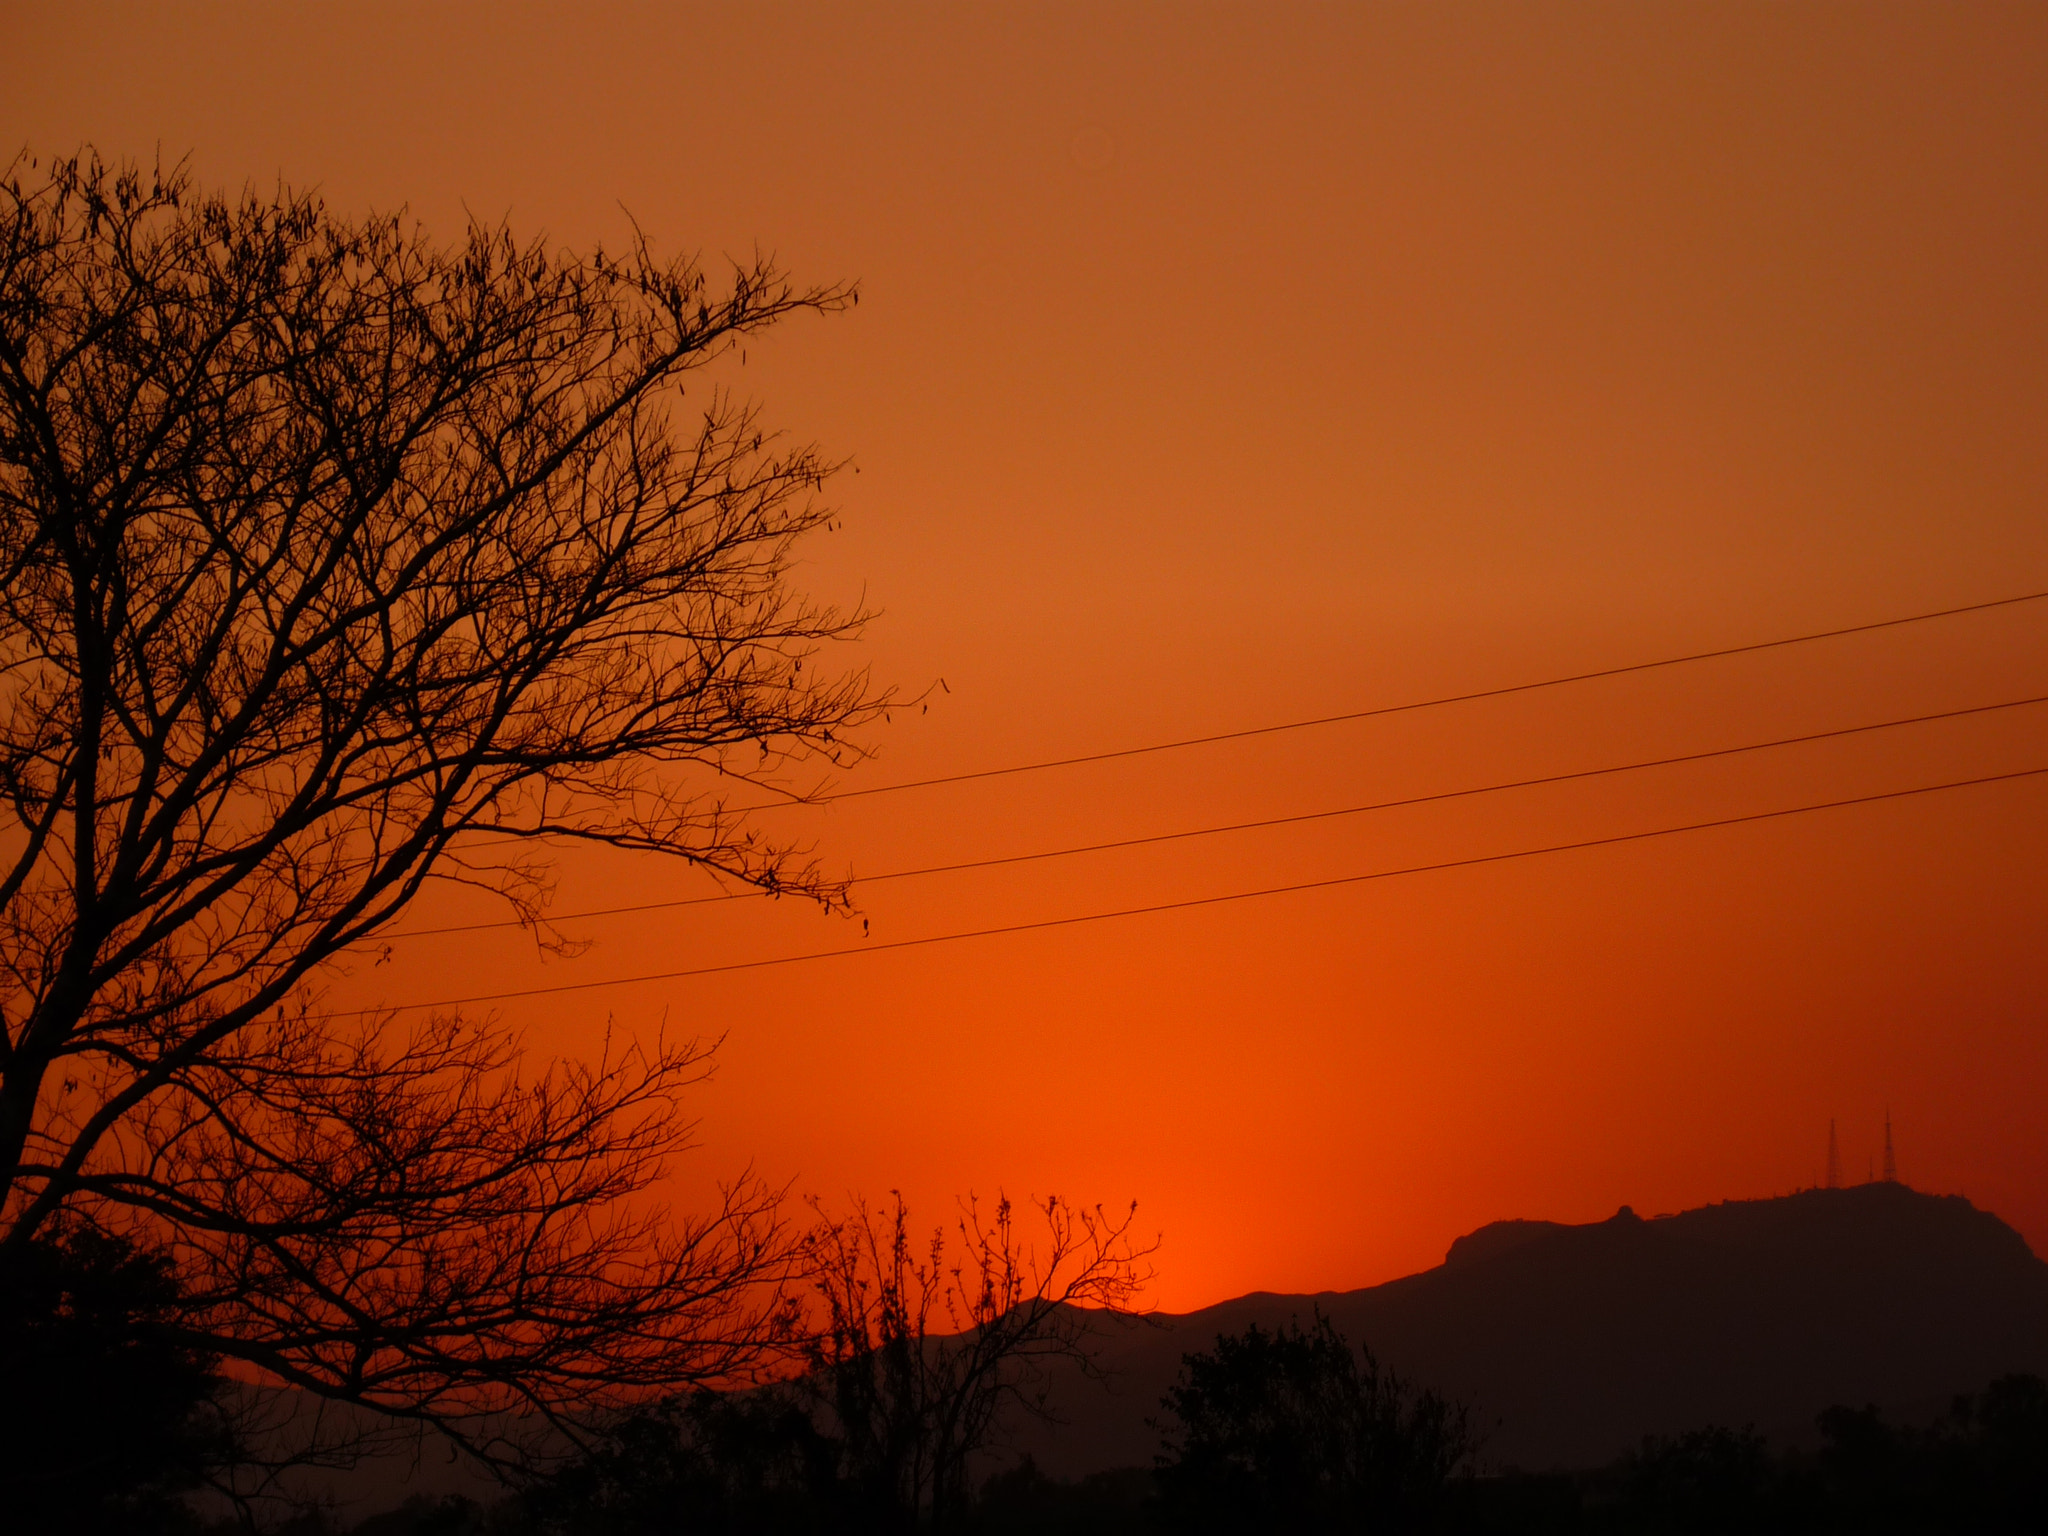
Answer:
xmin=523 ymin=1386 xmax=840 ymax=1535
xmin=1616 ymin=1425 xmax=1786 ymax=1534
xmin=799 ymin=1192 xmax=1153 ymax=1529
xmin=1155 ymin=1315 xmax=1473 ymax=1534
xmin=0 ymin=150 xmax=884 ymax=1475
xmin=0 ymin=1223 xmax=228 ymax=1532
xmin=516 ymin=1194 xmax=1152 ymax=1534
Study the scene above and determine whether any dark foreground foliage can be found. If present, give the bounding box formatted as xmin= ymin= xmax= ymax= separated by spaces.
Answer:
xmin=8 ymin=1251 xmax=2040 ymax=1536
xmin=1446 ymin=1374 xmax=2048 ymax=1535
xmin=468 ymin=1367 xmax=2041 ymax=1535
xmin=1154 ymin=1315 xmax=1476 ymax=1533
xmin=511 ymin=1392 xmax=1157 ymax=1535
xmin=524 ymin=1389 xmax=843 ymax=1534
xmin=0 ymin=1226 xmax=228 ymax=1533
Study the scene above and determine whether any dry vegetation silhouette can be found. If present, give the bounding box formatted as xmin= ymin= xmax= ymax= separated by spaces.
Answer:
xmin=523 ymin=1193 xmax=1154 ymax=1534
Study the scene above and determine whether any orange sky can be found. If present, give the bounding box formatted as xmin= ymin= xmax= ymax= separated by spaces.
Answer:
xmin=7 ymin=2 xmax=2046 ymax=1311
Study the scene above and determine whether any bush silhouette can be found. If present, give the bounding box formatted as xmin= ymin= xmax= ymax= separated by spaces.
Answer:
xmin=0 ymin=1225 xmax=226 ymax=1533
xmin=1614 ymin=1425 xmax=1795 ymax=1533
xmin=1155 ymin=1315 xmax=1473 ymax=1534
xmin=524 ymin=1388 xmax=842 ymax=1535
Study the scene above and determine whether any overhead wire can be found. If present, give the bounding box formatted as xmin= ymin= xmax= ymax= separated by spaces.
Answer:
xmin=388 ymin=692 xmax=2048 ymax=940
xmin=751 ymin=587 xmax=2048 ymax=808
xmin=347 ymin=762 xmax=2048 ymax=1015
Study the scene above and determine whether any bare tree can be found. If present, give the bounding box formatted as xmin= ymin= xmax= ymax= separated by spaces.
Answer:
xmin=800 ymin=1192 xmax=1155 ymax=1528
xmin=0 ymin=150 xmax=885 ymax=1472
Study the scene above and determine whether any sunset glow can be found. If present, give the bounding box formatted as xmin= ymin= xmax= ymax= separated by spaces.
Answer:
xmin=10 ymin=2 xmax=2043 ymax=1317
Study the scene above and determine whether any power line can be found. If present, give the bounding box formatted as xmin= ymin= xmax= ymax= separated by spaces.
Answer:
xmin=390 ymin=692 xmax=2048 ymax=939
xmin=762 ymin=588 xmax=2048 ymax=807
xmin=353 ymin=762 xmax=2048 ymax=1014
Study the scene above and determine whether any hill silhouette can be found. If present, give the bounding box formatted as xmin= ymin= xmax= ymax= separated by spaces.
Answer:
xmin=1014 ymin=1182 xmax=2048 ymax=1474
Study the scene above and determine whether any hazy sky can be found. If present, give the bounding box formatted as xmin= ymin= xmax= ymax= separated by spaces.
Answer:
xmin=8 ymin=1 xmax=2045 ymax=1309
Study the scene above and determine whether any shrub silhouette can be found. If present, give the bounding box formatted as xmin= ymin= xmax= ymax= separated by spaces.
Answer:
xmin=525 ymin=1192 xmax=1151 ymax=1535
xmin=1154 ymin=1315 xmax=1473 ymax=1534
xmin=0 ymin=1225 xmax=227 ymax=1533
xmin=523 ymin=1388 xmax=841 ymax=1535
xmin=1813 ymin=1375 xmax=2048 ymax=1535
xmin=1613 ymin=1425 xmax=1797 ymax=1533
xmin=799 ymin=1192 xmax=1151 ymax=1529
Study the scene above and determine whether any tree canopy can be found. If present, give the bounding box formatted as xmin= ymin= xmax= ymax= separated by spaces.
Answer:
xmin=0 ymin=150 xmax=883 ymax=1474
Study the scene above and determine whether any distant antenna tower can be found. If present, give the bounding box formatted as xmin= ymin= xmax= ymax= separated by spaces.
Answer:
xmin=1826 ymin=1118 xmax=1843 ymax=1190
xmin=1882 ymin=1109 xmax=1899 ymax=1184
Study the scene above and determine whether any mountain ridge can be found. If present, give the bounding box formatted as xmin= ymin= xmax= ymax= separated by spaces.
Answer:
xmin=1010 ymin=1182 xmax=2048 ymax=1474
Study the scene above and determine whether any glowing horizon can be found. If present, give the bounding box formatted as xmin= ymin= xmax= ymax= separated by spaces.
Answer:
xmin=8 ymin=1 xmax=2043 ymax=1313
